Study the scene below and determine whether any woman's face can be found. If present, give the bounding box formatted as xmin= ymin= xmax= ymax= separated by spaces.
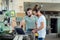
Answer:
xmin=27 ymin=10 xmax=32 ymax=16
xmin=33 ymin=11 xmax=36 ymax=15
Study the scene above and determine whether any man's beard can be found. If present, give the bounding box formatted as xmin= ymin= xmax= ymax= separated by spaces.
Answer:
xmin=28 ymin=15 xmax=31 ymax=17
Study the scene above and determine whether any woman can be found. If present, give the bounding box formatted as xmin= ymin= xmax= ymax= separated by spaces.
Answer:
xmin=33 ymin=4 xmax=41 ymax=15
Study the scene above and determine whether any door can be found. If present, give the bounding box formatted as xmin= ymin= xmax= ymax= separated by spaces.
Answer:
xmin=50 ymin=18 xmax=57 ymax=33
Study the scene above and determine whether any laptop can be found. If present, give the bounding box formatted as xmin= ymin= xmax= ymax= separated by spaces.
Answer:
xmin=15 ymin=27 xmax=25 ymax=35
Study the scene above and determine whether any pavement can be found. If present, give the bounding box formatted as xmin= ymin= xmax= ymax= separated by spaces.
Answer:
xmin=45 ymin=33 xmax=60 ymax=40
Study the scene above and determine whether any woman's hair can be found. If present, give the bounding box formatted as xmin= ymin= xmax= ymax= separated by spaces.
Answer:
xmin=33 ymin=8 xmax=43 ymax=14
xmin=26 ymin=8 xmax=32 ymax=15
xmin=33 ymin=4 xmax=41 ymax=11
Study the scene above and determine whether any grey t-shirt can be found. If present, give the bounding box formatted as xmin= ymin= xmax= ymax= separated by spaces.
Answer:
xmin=24 ymin=15 xmax=38 ymax=31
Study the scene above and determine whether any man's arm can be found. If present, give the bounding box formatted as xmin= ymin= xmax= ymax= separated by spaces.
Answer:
xmin=36 ymin=22 xmax=44 ymax=31
xmin=20 ymin=19 xmax=25 ymax=28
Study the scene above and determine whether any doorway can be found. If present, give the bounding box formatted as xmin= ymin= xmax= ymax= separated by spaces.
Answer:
xmin=50 ymin=18 xmax=57 ymax=33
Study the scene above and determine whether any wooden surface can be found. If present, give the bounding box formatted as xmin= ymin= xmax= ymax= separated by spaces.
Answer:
xmin=11 ymin=13 xmax=25 ymax=28
xmin=16 ymin=13 xmax=25 ymax=17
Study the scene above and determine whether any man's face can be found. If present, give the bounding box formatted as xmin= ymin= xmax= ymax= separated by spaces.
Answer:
xmin=27 ymin=10 xmax=32 ymax=17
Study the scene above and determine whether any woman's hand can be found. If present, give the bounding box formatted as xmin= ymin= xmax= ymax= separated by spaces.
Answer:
xmin=32 ymin=29 xmax=36 ymax=33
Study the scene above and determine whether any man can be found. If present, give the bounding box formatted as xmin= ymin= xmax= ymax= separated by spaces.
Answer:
xmin=32 ymin=9 xmax=46 ymax=40
xmin=20 ymin=8 xmax=37 ymax=40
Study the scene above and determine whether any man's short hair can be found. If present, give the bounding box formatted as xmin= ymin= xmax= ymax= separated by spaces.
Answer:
xmin=26 ymin=8 xmax=32 ymax=15
xmin=27 ymin=8 xmax=32 ymax=11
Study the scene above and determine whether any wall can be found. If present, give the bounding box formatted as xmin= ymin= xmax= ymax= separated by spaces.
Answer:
xmin=24 ymin=0 xmax=52 ymax=3
xmin=8 ymin=0 xmax=60 ymax=13
xmin=9 ymin=0 xmax=24 ymax=13
xmin=24 ymin=3 xmax=60 ymax=11
xmin=24 ymin=0 xmax=60 ymax=3
xmin=0 ymin=0 xmax=2 ymax=11
xmin=57 ymin=18 xmax=60 ymax=34
xmin=50 ymin=16 xmax=60 ymax=33
xmin=2 ymin=0 xmax=7 ymax=10
xmin=1 ymin=0 xmax=60 ymax=13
